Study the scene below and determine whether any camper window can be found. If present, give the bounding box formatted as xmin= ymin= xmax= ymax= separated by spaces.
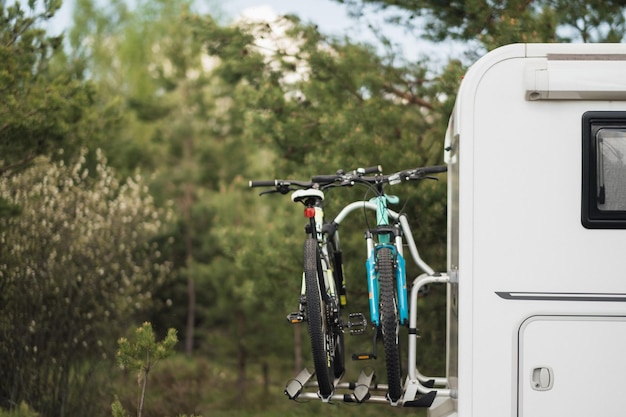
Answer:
xmin=582 ymin=111 xmax=626 ymax=228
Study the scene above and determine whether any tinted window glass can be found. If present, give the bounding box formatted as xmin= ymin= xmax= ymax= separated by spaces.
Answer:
xmin=582 ymin=112 xmax=626 ymax=229
xmin=596 ymin=129 xmax=626 ymax=211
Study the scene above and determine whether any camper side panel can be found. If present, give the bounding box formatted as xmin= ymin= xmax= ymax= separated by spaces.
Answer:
xmin=450 ymin=43 xmax=626 ymax=417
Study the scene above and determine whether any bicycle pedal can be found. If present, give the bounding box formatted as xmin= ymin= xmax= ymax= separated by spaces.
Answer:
xmin=347 ymin=312 xmax=367 ymax=335
xmin=352 ymin=352 xmax=376 ymax=361
xmin=287 ymin=312 xmax=304 ymax=324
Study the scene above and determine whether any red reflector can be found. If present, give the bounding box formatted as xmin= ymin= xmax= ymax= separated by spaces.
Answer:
xmin=304 ymin=207 xmax=316 ymax=218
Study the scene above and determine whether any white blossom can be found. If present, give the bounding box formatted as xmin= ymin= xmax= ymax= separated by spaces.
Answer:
xmin=0 ymin=149 xmax=174 ymax=370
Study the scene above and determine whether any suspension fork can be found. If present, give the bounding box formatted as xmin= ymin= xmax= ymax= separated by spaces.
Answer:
xmin=365 ymin=230 xmax=380 ymax=326
xmin=394 ymin=228 xmax=409 ymax=325
xmin=365 ymin=197 xmax=410 ymax=327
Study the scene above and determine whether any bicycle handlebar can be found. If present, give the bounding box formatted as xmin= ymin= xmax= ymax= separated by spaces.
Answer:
xmin=249 ymin=179 xmax=279 ymax=188
xmin=382 ymin=165 xmax=447 ymax=184
xmin=311 ymin=165 xmax=382 ymax=183
xmin=249 ymin=164 xmax=447 ymax=194
xmin=249 ymin=179 xmax=314 ymax=188
xmin=314 ymin=165 xmax=447 ymax=186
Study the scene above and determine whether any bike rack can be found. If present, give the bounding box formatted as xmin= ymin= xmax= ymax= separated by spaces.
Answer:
xmin=284 ymin=367 xmax=437 ymax=406
xmin=403 ymin=273 xmax=455 ymax=404
xmin=284 ymin=272 xmax=455 ymax=407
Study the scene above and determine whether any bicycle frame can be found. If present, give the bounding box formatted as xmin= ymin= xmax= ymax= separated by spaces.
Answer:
xmin=291 ymin=188 xmax=340 ymax=306
xmin=332 ymin=200 xmax=435 ymax=327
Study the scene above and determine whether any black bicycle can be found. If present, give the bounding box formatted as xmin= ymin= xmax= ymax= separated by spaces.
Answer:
xmin=250 ymin=166 xmax=381 ymax=400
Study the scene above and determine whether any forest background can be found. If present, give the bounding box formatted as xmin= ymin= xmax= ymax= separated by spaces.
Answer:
xmin=1 ymin=0 xmax=625 ymax=416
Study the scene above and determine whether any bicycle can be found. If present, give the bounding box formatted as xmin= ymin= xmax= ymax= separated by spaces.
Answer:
xmin=249 ymin=166 xmax=382 ymax=401
xmin=250 ymin=164 xmax=446 ymax=405
xmin=312 ymin=164 xmax=446 ymax=404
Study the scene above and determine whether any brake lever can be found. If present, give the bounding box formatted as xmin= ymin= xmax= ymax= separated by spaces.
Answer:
xmin=409 ymin=175 xmax=439 ymax=181
xmin=258 ymin=189 xmax=279 ymax=196
xmin=277 ymin=184 xmax=293 ymax=194
xmin=259 ymin=186 xmax=293 ymax=196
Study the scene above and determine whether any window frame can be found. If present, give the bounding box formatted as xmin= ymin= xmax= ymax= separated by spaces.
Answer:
xmin=582 ymin=111 xmax=626 ymax=229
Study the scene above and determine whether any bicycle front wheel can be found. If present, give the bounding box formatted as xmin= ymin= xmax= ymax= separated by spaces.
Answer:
xmin=378 ymin=246 xmax=403 ymax=402
xmin=303 ymin=237 xmax=336 ymax=399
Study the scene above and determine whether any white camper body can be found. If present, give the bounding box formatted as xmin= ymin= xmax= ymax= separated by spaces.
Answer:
xmin=436 ymin=43 xmax=626 ymax=417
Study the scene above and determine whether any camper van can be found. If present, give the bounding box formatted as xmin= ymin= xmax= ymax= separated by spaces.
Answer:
xmin=433 ymin=43 xmax=626 ymax=417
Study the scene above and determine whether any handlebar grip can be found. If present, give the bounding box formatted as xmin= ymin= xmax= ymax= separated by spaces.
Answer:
xmin=249 ymin=180 xmax=277 ymax=188
xmin=361 ymin=165 xmax=383 ymax=174
xmin=311 ymin=175 xmax=339 ymax=184
xmin=419 ymin=165 xmax=447 ymax=175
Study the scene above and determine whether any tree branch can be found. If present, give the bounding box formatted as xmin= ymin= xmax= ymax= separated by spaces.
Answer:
xmin=382 ymin=82 xmax=433 ymax=109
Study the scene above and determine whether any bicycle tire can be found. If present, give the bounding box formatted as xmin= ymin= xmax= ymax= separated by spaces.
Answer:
xmin=378 ymin=246 xmax=403 ymax=402
xmin=303 ymin=237 xmax=335 ymax=398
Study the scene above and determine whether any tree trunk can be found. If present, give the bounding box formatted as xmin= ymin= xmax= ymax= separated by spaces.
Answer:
xmin=183 ymin=135 xmax=196 ymax=356
xmin=184 ymin=254 xmax=195 ymax=356
xmin=262 ymin=361 xmax=269 ymax=396
xmin=237 ymin=309 xmax=247 ymax=400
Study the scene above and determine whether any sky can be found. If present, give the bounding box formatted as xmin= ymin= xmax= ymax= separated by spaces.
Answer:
xmin=46 ymin=0 xmax=456 ymax=65
xmin=219 ymin=0 xmax=427 ymax=59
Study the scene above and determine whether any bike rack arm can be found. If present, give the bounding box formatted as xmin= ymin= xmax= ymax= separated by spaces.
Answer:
xmin=397 ymin=214 xmax=435 ymax=276
xmin=405 ymin=273 xmax=453 ymax=398
xmin=332 ymin=201 xmax=377 ymax=224
xmin=332 ymin=203 xmax=436 ymax=276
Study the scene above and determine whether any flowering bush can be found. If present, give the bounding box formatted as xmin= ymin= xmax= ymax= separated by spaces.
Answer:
xmin=0 ymin=149 xmax=173 ymax=415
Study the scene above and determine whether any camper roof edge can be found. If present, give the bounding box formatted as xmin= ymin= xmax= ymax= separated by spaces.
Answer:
xmin=525 ymin=42 xmax=626 ymax=57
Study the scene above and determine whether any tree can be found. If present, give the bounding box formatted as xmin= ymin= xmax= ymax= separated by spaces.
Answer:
xmin=69 ymin=0 xmax=205 ymax=355
xmin=66 ymin=2 xmax=299 ymax=366
xmin=198 ymin=13 xmax=451 ymax=252
xmin=200 ymin=175 xmax=304 ymax=399
xmin=0 ymin=0 xmax=109 ymax=176
xmin=334 ymin=0 xmax=626 ymax=52
xmin=115 ymin=323 xmax=178 ymax=417
xmin=193 ymin=13 xmax=451 ymax=381
xmin=0 ymin=150 xmax=173 ymax=416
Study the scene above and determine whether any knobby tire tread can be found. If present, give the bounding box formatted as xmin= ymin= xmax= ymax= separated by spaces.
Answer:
xmin=378 ymin=247 xmax=403 ymax=402
xmin=303 ymin=238 xmax=334 ymax=398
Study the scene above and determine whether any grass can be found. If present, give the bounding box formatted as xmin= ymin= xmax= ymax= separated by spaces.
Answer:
xmin=112 ymin=353 xmax=429 ymax=417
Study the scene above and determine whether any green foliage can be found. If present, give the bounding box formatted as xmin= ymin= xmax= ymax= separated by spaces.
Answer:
xmin=0 ymin=0 xmax=106 ymax=177
xmin=66 ymin=0 xmax=297 ymax=362
xmin=0 ymin=150 xmax=173 ymax=415
xmin=116 ymin=322 xmax=179 ymax=417
xmin=199 ymin=15 xmax=448 ymax=171
xmin=549 ymin=0 xmax=626 ymax=42
xmin=117 ymin=323 xmax=178 ymax=371
xmin=0 ymin=402 xmax=39 ymax=417
xmin=114 ymin=355 xmax=217 ymax=417
xmin=336 ymin=0 xmax=626 ymax=52
xmin=111 ymin=399 xmax=130 ymax=417
xmin=109 ymin=353 xmax=429 ymax=417
xmin=197 ymin=14 xmax=449 ymax=260
xmin=186 ymin=13 xmax=451 ymax=391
